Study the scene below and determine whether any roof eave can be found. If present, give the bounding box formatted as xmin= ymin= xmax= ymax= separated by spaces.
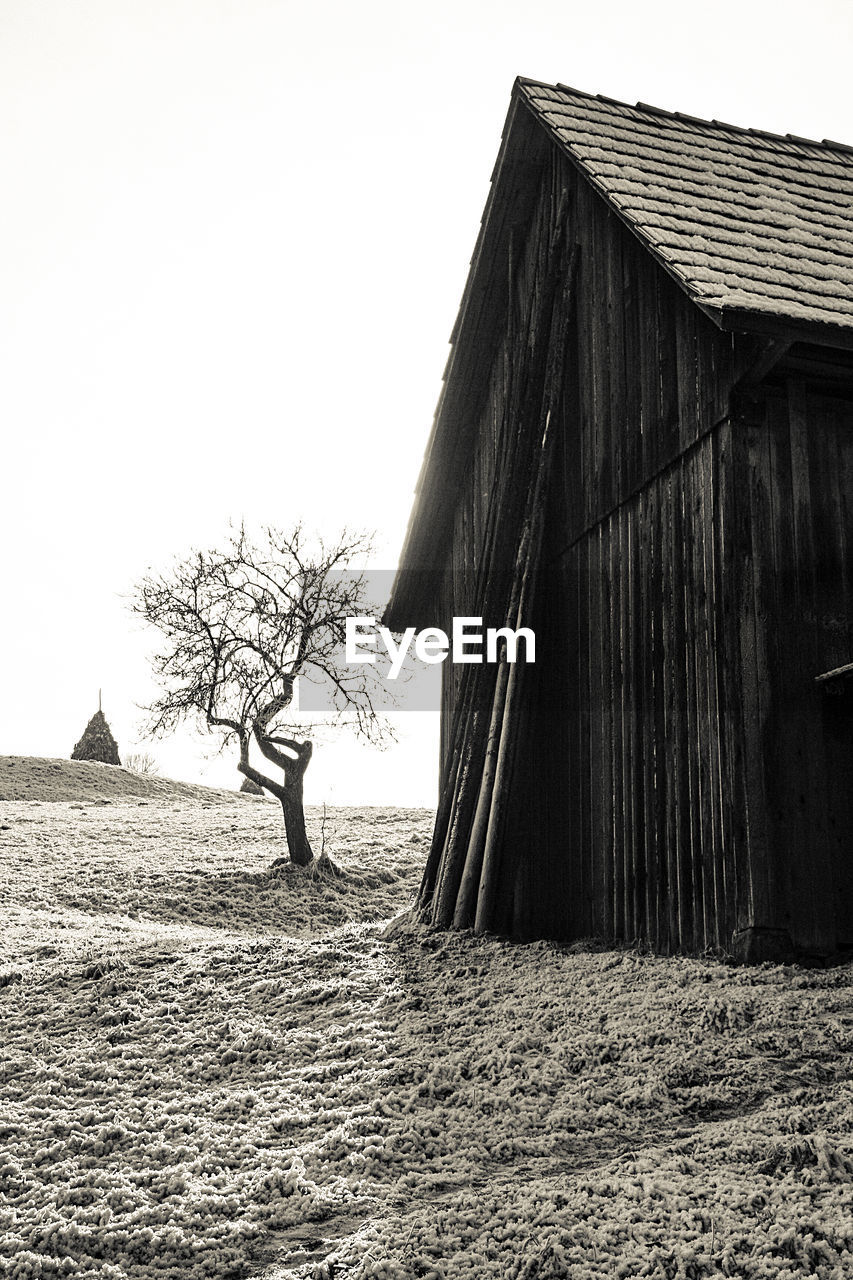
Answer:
xmin=696 ymin=302 xmax=853 ymax=352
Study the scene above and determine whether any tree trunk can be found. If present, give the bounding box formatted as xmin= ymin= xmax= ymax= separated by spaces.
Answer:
xmin=281 ymin=748 xmax=313 ymax=866
xmin=239 ymin=728 xmax=315 ymax=867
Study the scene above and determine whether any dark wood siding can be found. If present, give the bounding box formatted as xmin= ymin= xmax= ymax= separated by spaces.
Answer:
xmin=420 ymin=133 xmax=853 ymax=959
xmin=525 ymin=427 xmax=741 ymax=952
xmin=517 ymin=383 xmax=853 ymax=956
xmin=732 ymin=384 xmax=853 ymax=953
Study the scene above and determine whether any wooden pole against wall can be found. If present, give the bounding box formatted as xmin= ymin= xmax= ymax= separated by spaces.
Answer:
xmin=475 ymin=409 xmax=556 ymax=932
xmin=419 ymin=161 xmax=578 ymax=933
xmin=453 ymin=659 xmax=512 ymax=926
xmin=418 ymin=227 xmax=528 ymax=923
xmin=476 ymin=244 xmax=578 ymax=933
xmin=422 ymin=225 xmax=547 ymax=926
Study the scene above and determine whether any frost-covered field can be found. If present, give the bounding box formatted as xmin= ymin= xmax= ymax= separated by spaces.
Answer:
xmin=2 ymin=767 xmax=853 ymax=1279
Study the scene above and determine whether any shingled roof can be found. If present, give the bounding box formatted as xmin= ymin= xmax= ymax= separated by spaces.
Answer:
xmin=518 ymin=78 xmax=853 ymax=336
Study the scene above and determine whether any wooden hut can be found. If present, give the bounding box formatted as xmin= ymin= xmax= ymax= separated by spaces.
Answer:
xmin=385 ymin=78 xmax=853 ymax=962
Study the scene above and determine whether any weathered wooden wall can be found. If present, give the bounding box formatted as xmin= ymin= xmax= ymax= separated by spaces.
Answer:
xmin=731 ymin=383 xmax=853 ymax=953
xmin=521 ymin=426 xmax=739 ymax=952
xmin=427 ymin=127 xmax=853 ymax=958
xmin=508 ymin=380 xmax=853 ymax=959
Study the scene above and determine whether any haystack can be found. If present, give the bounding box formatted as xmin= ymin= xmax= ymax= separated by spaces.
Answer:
xmin=71 ymin=709 xmax=121 ymax=766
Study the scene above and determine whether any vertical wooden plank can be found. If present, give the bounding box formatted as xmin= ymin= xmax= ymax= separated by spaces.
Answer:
xmin=620 ymin=507 xmax=631 ymax=941
xmin=752 ymin=395 xmax=792 ymax=944
xmin=625 ymin=502 xmax=642 ymax=941
xmin=607 ymin=213 xmax=627 ymax=510
xmin=786 ymin=381 xmax=835 ymax=952
xmin=710 ymin=424 xmax=736 ymax=948
xmin=562 ymin=553 xmax=582 ymax=938
xmin=698 ymin=438 xmax=724 ymax=951
xmin=687 ymin=448 xmax=704 ymax=947
xmin=608 ymin=513 xmax=624 ymax=940
xmin=614 ymin=506 xmax=627 ymax=942
xmin=657 ymin=274 xmax=680 ymax=464
xmin=812 ymin=400 xmax=846 ymax=670
xmin=679 ymin=451 xmax=700 ymax=951
xmin=578 ymin=190 xmax=595 ymax=535
xmin=693 ymin=444 xmax=716 ymax=950
xmin=652 ymin=476 xmax=670 ymax=950
xmin=578 ymin=537 xmax=593 ymax=937
xmin=694 ymin=446 xmax=711 ymax=950
xmin=830 ymin=403 xmax=853 ymax=945
xmin=592 ymin=206 xmax=608 ymax=521
xmin=764 ymin=393 xmax=802 ymax=948
xmin=832 ymin=402 xmax=853 ymax=640
xmin=599 ymin=522 xmax=615 ymax=940
xmin=660 ymin=471 xmax=680 ymax=950
xmin=641 ymin=482 xmax=659 ymax=948
xmin=715 ymin=417 xmax=749 ymax=941
xmin=732 ymin=397 xmax=772 ymax=936
xmin=675 ymin=298 xmax=699 ymax=454
xmin=622 ymin=226 xmax=642 ymax=496
xmin=696 ymin=311 xmax=712 ymax=432
xmin=638 ymin=249 xmax=659 ymax=485
xmin=728 ymin=407 xmax=756 ymax=935
xmin=706 ymin=428 xmax=727 ymax=948
xmin=668 ymin=459 xmax=689 ymax=950
xmin=588 ymin=528 xmax=606 ymax=938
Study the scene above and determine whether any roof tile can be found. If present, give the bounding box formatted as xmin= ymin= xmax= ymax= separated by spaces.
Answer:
xmin=518 ymin=80 xmax=853 ymax=331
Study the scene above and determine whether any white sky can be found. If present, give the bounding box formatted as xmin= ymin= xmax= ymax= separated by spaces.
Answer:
xmin=2 ymin=0 xmax=852 ymax=805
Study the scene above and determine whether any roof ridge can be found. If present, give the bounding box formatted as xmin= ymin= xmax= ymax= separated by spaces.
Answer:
xmin=517 ymin=76 xmax=852 ymax=154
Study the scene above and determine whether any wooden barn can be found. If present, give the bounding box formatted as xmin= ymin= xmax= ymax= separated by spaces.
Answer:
xmin=385 ymin=78 xmax=853 ymax=962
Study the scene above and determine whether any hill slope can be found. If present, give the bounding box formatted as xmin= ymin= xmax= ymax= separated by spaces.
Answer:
xmin=0 ymin=755 xmax=262 ymax=803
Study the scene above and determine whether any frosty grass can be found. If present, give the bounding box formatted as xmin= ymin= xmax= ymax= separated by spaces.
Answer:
xmin=1 ymin=795 xmax=852 ymax=1279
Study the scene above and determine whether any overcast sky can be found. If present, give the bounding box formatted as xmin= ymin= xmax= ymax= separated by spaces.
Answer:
xmin=2 ymin=0 xmax=852 ymax=805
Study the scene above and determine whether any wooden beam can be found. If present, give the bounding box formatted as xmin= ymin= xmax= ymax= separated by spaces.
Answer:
xmin=736 ymin=338 xmax=792 ymax=388
xmin=815 ymin=660 xmax=853 ymax=687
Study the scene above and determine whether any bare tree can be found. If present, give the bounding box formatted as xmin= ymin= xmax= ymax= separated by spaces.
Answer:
xmin=131 ymin=525 xmax=386 ymax=866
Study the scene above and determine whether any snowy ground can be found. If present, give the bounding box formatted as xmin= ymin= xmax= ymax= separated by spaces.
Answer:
xmin=2 ymin=761 xmax=853 ymax=1279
